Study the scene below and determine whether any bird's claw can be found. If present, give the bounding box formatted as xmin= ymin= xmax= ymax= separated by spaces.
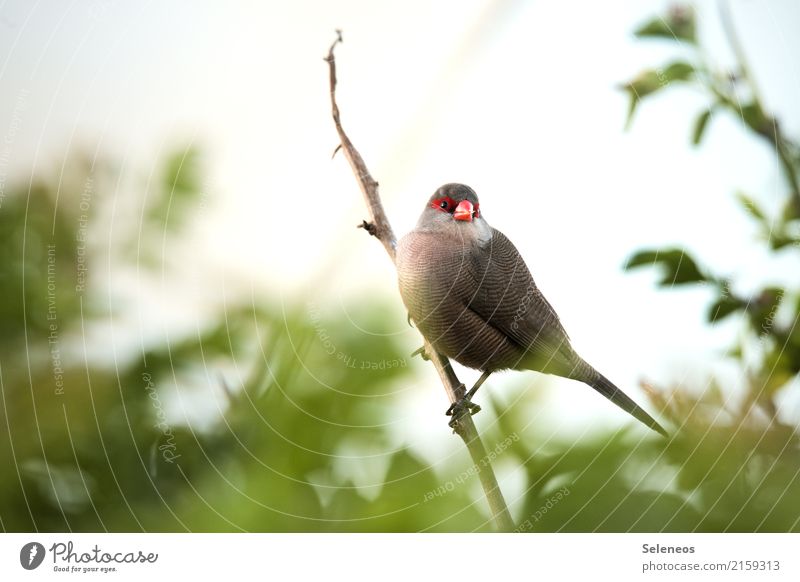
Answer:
xmin=446 ymin=393 xmax=481 ymax=427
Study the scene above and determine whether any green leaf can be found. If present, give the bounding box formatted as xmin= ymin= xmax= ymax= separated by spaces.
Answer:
xmin=780 ymin=197 xmax=800 ymax=223
xmin=635 ymin=19 xmax=673 ymax=39
xmin=725 ymin=342 xmax=743 ymax=360
xmin=624 ymin=93 xmax=639 ymax=130
xmin=761 ymin=346 xmax=795 ymax=395
xmin=624 ymin=248 xmax=707 ymax=286
xmin=747 ymin=287 xmax=784 ymax=332
xmin=662 ymin=61 xmax=695 ymax=83
xmin=620 ymin=63 xmax=695 ymax=130
xmin=734 ymin=191 xmax=766 ymax=222
xmin=739 ymin=102 xmax=772 ymax=137
xmin=634 ymin=6 xmax=696 ymax=44
xmin=163 ymin=146 xmax=202 ymax=199
xmin=620 ymin=71 xmax=666 ymax=130
xmin=767 ymin=230 xmax=796 ymax=250
xmin=707 ymin=295 xmax=744 ymax=323
xmin=145 ymin=145 xmax=204 ymax=234
xmin=622 ymin=70 xmax=663 ymax=99
xmin=691 ymin=108 xmax=713 ymax=145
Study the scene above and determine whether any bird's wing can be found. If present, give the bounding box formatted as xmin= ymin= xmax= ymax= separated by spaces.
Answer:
xmin=466 ymin=228 xmax=578 ymax=374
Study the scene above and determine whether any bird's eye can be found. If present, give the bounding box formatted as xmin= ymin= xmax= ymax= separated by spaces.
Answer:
xmin=431 ymin=196 xmax=456 ymax=213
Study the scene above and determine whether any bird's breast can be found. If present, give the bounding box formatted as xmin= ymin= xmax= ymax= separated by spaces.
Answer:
xmin=396 ymin=230 xmax=526 ymax=370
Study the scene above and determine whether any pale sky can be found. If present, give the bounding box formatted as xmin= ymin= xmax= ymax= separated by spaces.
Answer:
xmin=2 ymin=1 xmax=799 ymax=476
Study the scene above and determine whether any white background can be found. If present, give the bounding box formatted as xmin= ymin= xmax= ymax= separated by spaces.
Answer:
xmin=0 ymin=533 xmax=797 ymax=581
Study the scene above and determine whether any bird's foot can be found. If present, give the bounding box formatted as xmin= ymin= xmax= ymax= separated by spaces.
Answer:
xmin=446 ymin=389 xmax=482 ymax=427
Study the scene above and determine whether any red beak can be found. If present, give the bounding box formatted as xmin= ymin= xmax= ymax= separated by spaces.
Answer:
xmin=453 ymin=200 xmax=474 ymax=222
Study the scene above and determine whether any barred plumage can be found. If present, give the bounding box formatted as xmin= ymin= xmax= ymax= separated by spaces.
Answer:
xmin=397 ymin=183 xmax=667 ymax=437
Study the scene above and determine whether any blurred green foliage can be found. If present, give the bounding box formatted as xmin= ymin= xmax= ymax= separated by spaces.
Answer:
xmin=622 ymin=3 xmax=800 ymax=413
xmin=1 ymin=6 xmax=798 ymax=533
xmin=0 ymin=146 xmax=493 ymax=532
xmin=619 ymin=2 xmax=800 ymax=530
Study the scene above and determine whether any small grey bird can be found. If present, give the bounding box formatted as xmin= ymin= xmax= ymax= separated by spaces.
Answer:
xmin=396 ymin=183 xmax=667 ymax=436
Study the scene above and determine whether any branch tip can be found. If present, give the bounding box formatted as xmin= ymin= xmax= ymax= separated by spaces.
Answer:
xmin=325 ymin=29 xmax=343 ymax=62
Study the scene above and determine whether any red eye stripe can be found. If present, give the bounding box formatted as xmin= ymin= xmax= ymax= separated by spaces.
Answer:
xmin=473 ymin=203 xmax=480 ymax=218
xmin=431 ymin=196 xmax=457 ymax=212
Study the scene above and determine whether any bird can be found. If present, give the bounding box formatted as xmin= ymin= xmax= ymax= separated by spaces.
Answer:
xmin=396 ymin=183 xmax=667 ymax=437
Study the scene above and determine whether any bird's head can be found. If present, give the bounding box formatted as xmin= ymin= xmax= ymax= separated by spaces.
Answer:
xmin=417 ymin=183 xmax=487 ymax=235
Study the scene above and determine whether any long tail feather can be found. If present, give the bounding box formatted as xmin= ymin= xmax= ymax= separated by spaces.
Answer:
xmin=587 ymin=371 xmax=668 ymax=437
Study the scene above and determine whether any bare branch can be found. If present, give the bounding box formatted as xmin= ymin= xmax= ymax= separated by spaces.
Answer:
xmin=325 ymin=31 xmax=396 ymax=260
xmin=325 ymin=32 xmax=514 ymax=532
